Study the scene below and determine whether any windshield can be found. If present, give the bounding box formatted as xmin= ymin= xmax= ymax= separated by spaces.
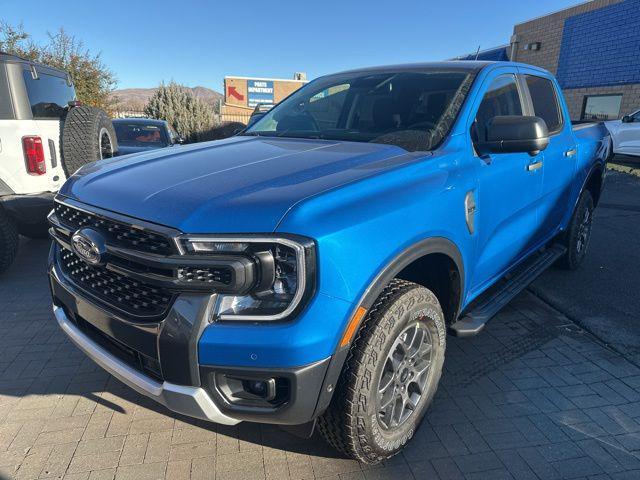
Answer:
xmin=244 ymin=69 xmax=474 ymax=151
xmin=113 ymin=123 xmax=169 ymax=147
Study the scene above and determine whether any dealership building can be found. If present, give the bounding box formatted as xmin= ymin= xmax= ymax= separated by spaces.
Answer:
xmin=462 ymin=0 xmax=640 ymax=120
xmin=512 ymin=0 xmax=640 ymax=120
xmin=220 ymin=74 xmax=307 ymax=123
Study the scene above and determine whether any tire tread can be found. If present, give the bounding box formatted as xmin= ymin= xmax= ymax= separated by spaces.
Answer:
xmin=0 ymin=210 xmax=19 ymax=273
xmin=317 ymin=279 xmax=438 ymax=463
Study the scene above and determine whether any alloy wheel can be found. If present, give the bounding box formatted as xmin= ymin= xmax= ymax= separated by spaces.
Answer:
xmin=377 ymin=322 xmax=433 ymax=430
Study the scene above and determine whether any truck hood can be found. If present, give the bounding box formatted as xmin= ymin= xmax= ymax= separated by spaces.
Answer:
xmin=60 ymin=136 xmax=421 ymax=233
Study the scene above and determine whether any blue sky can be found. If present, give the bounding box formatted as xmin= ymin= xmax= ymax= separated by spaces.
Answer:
xmin=1 ymin=0 xmax=579 ymax=92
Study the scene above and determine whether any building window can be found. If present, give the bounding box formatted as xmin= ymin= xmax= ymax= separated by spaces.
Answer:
xmin=581 ymin=95 xmax=623 ymax=121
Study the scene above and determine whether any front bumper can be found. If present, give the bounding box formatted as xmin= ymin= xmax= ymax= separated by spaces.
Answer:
xmin=49 ymin=247 xmax=339 ymax=426
xmin=54 ymin=305 xmax=239 ymax=425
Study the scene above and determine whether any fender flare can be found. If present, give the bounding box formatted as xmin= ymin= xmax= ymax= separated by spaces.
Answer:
xmin=311 ymin=236 xmax=465 ymax=420
xmin=578 ymin=161 xmax=606 ymax=208
xmin=356 ymin=236 xmax=464 ymax=313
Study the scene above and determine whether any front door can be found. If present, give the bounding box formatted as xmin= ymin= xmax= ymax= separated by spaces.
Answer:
xmin=468 ymin=72 xmax=544 ymax=295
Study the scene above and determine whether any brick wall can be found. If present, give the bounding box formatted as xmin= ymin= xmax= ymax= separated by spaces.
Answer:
xmin=556 ymin=0 xmax=640 ymax=88
xmin=512 ymin=0 xmax=640 ymax=119
xmin=512 ymin=0 xmax=623 ymax=74
xmin=562 ymin=84 xmax=640 ymax=119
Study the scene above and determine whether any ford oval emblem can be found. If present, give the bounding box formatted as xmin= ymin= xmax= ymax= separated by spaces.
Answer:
xmin=71 ymin=228 xmax=107 ymax=266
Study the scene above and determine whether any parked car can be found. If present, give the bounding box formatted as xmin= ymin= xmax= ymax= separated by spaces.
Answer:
xmin=48 ymin=61 xmax=609 ymax=463
xmin=247 ymin=103 xmax=274 ymax=127
xmin=606 ymin=109 xmax=640 ymax=156
xmin=112 ymin=118 xmax=182 ymax=155
xmin=0 ymin=52 xmax=118 ymax=273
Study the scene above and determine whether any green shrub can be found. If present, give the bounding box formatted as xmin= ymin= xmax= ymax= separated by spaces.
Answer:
xmin=144 ymin=81 xmax=214 ymax=142
xmin=195 ymin=122 xmax=246 ymax=142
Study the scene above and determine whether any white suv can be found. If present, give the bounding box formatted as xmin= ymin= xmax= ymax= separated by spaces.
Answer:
xmin=606 ymin=109 xmax=640 ymax=157
xmin=0 ymin=52 xmax=117 ymax=272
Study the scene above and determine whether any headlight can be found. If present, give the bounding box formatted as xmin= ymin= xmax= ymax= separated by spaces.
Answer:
xmin=178 ymin=235 xmax=315 ymax=321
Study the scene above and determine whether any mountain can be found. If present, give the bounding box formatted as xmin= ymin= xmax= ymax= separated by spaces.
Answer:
xmin=110 ymin=86 xmax=224 ymax=111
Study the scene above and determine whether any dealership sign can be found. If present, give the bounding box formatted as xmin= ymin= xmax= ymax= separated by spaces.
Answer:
xmin=223 ymin=76 xmax=306 ymax=111
xmin=247 ymin=80 xmax=274 ymax=107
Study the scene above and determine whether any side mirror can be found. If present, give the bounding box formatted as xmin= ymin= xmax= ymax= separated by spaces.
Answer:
xmin=622 ymin=115 xmax=632 ymax=123
xmin=477 ymin=115 xmax=549 ymax=155
xmin=174 ymin=136 xmax=185 ymax=145
xmin=247 ymin=113 xmax=265 ymax=128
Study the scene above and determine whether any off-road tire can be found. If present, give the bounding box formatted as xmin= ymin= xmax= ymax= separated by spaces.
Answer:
xmin=317 ymin=279 xmax=446 ymax=464
xmin=61 ymin=106 xmax=118 ymax=176
xmin=0 ymin=209 xmax=19 ymax=274
xmin=558 ymin=190 xmax=594 ymax=270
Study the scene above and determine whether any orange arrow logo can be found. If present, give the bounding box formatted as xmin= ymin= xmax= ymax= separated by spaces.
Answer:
xmin=227 ymin=86 xmax=244 ymax=101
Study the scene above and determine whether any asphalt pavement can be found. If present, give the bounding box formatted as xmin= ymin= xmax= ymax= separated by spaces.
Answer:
xmin=531 ymin=169 xmax=640 ymax=365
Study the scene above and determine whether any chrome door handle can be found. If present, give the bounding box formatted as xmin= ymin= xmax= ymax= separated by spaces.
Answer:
xmin=565 ymin=148 xmax=577 ymax=157
xmin=527 ymin=160 xmax=543 ymax=172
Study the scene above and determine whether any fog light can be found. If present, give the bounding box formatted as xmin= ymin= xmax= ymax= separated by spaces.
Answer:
xmin=212 ymin=372 xmax=286 ymax=408
xmin=243 ymin=379 xmax=276 ymax=401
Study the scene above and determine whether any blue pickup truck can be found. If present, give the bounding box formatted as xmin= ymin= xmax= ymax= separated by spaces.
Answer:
xmin=48 ymin=61 xmax=610 ymax=463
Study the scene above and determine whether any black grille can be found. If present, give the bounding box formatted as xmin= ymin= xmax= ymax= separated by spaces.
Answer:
xmin=55 ymin=202 xmax=175 ymax=255
xmin=59 ymin=246 xmax=174 ymax=318
xmin=177 ymin=266 xmax=233 ymax=285
xmin=73 ymin=313 xmax=163 ymax=381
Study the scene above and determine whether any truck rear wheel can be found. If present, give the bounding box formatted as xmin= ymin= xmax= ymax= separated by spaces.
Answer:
xmin=62 ymin=106 xmax=118 ymax=176
xmin=0 ymin=209 xmax=19 ymax=274
xmin=317 ymin=279 xmax=446 ymax=464
xmin=558 ymin=190 xmax=594 ymax=270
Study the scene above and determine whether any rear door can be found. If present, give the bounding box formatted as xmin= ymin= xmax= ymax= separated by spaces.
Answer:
xmin=521 ymin=71 xmax=576 ymax=236
xmin=467 ymin=70 xmax=544 ymax=294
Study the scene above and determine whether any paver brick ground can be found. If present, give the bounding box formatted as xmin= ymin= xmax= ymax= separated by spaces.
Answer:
xmin=1 ymin=172 xmax=640 ymax=479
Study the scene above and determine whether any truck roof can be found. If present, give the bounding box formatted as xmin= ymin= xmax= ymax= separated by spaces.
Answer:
xmin=0 ymin=51 xmax=70 ymax=77
xmin=112 ymin=118 xmax=167 ymax=126
xmin=332 ymin=60 xmax=550 ymax=77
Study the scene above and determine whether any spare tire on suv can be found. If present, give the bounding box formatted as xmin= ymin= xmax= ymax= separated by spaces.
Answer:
xmin=61 ymin=106 xmax=118 ymax=175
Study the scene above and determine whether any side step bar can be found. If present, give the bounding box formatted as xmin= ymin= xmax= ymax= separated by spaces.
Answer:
xmin=450 ymin=245 xmax=567 ymax=337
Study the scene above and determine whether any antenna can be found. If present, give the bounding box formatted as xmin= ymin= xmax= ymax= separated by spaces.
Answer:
xmin=474 ymin=45 xmax=481 ymax=60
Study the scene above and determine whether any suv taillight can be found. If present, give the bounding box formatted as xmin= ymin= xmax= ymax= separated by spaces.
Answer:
xmin=22 ymin=136 xmax=46 ymax=175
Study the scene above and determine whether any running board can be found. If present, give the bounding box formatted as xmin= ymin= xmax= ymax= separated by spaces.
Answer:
xmin=450 ymin=245 xmax=567 ymax=337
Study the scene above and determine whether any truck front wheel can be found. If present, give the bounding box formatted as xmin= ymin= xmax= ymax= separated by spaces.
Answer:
xmin=317 ymin=279 xmax=446 ymax=464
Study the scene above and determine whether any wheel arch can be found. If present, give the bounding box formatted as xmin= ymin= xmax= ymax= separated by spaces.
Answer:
xmin=312 ymin=236 xmax=464 ymax=419
xmin=357 ymin=237 xmax=465 ymax=326
xmin=583 ymin=163 xmax=605 ymax=207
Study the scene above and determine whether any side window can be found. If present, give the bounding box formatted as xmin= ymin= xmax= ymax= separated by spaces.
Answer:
xmin=473 ymin=74 xmax=523 ymax=142
xmin=525 ymin=75 xmax=563 ymax=133
xmin=632 ymin=111 xmax=640 ymax=122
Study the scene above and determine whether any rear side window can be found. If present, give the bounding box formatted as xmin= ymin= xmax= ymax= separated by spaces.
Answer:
xmin=473 ymin=74 xmax=523 ymax=142
xmin=525 ymin=75 xmax=563 ymax=133
xmin=22 ymin=69 xmax=76 ymax=119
